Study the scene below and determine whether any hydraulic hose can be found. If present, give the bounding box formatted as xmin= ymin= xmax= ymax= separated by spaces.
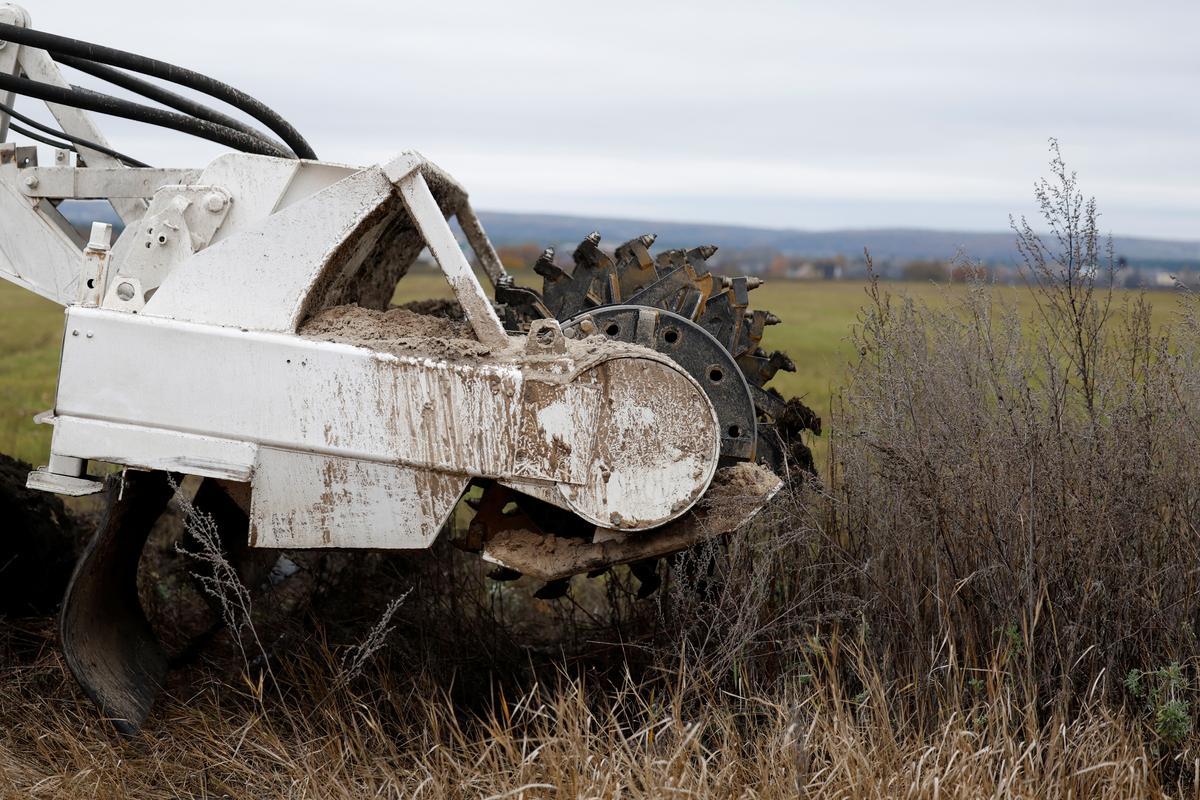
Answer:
xmin=53 ymin=53 xmax=289 ymax=156
xmin=8 ymin=121 xmax=71 ymax=151
xmin=0 ymin=21 xmax=315 ymax=159
xmin=0 ymin=73 xmax=288 ymax=157
xmin=0 ymin=98 xmax=148 ymax=166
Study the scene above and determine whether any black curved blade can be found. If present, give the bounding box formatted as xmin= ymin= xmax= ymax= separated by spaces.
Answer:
xmin=59 ymin=470 xmax=173 ymax=736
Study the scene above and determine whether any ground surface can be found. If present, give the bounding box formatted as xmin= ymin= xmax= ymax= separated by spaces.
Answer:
xmin=0 ymin=269 xmax=1195 ymax=798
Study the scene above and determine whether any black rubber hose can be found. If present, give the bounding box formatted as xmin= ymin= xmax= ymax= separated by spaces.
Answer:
xmin=0 ymin=22 xmax=315 ymax=159
xmin=53 ymin=53 xmax=290 ymax=156
xmin=0 ymin=99 xmax=148 ymax=166
xmin=8 ymin=121 xmax=72 ymax=150
xmin=0 ymin=73 xmax=288 ymax=157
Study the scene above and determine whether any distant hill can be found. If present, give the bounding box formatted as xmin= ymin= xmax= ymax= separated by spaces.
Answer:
xmin=475 ymin=211 xmax=1200 ymax=269
xmin=57 ymin=201 xmax=1200 ymax=269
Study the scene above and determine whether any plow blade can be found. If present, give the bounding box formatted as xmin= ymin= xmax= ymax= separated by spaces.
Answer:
xmin=59 ymin=471 xmax=173 ymax=735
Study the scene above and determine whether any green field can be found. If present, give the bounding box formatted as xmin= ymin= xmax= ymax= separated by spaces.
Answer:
xmin=0 ymin=273 xmax=1182 ymax=466
xmin=0 ymin=284 xmax=64 ymax=465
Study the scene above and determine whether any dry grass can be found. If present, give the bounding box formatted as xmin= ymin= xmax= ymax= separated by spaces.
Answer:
xmin=0 ymin=621 xmax=1181 ymax=799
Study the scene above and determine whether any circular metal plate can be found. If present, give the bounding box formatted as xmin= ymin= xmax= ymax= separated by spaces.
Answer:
xmin=562 ymin=305 xmax=757 ymax=461
xmin=557 ymin=356 xmax=720 ymax=531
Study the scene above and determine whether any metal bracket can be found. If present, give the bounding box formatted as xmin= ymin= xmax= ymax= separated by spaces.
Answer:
xmin=17 ymin=166 xmax=200 ymax=198
xmin=26 ymin=467 xmax=104 ymax=496
xmin=79 ymin=221 xmax=112 ymax=306
xmin=105 ymin=184 xmax=231 ymax=307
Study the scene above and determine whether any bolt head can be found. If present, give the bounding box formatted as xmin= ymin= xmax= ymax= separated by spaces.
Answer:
xmin=205 ymin=192 xmax=227 ymax=213
xmin=116 ymin=282 xmax=135 ymax=302
xmin=23 ymin=175 xmax=37 ymax=188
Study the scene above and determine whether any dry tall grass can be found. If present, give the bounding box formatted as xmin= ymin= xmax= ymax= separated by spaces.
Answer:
xmin=4 ymin=142 xmax=1200 ymax=797
xmin=0 ymin=624 xmax=1180 ymax=798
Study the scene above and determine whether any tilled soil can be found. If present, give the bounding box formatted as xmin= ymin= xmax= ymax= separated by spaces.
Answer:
xmin=0 ymin=455 xmax=81 ymax=614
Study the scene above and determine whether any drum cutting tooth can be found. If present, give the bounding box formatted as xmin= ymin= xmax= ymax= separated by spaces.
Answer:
xmin=731 ymin=276 xmax=750 ymax=306
xmin=685 ymin=246 xmax=716 ymax=276
xmin=696 ymin=276 xmax=751 ymax=352
xmin=625 ymin=266 xmax=710 ymax=319
xmin=730 ymin=308 xmax=772 ymax=358
xmin=540 ymin=234 xmax=620 ymax=317
xmin=764 ymin=311 xmax=782 ymax=326
xmin=498 ymin=251 xmax=555 ymax=330
xmin=488 ymin=566 xmax=523 ymax=582
xmin=629 ymin=558 xmax=661 ymax=598
xmin=534 ymin=578 xmax=571 ymax=600
xmin=572 ymin=233 xmax=619 ymax=307
xmin=533 ymin=247 xmax=564 ymax=281
xmin=614 ymin=234 xmax=660 ymax=300
xmin=770 ymin=349 xmax=797 ymax=376
xmin=625 ymin=246 xmax=718 ymax=319
xmin=655 ymin=248 xmax=687 ymax=270
xmin=737 ymin=348 xmax=796 ymax=387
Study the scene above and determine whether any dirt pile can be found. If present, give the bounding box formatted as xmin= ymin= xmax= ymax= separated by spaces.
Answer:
xmin=0 ymin=455 xmax=81 ymax=614
xmin=300 ymin=305 xmax=490 ymax=360
xmin=396 ymin=298 xmax=466 ymax=321
xmin=692 ymin=462 xmax=782 ymax=533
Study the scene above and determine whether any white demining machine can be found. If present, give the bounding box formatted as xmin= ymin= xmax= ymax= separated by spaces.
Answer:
xmin=0 ymin=5 xmax=819 ymax=733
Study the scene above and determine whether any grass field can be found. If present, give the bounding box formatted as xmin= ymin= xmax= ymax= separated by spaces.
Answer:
xmin=0 ymin=285 xmax=63 ymax=466
xmin=0 ymin=272 xmax=1182 ymax=466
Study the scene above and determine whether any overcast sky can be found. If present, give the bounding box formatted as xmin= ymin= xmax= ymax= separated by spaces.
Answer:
xmin=20 ymin=0 xmax=1200 ymax=239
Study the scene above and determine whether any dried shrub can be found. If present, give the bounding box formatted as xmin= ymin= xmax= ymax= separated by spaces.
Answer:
xmin=827 ymin=140 xmax=1200 ymax=708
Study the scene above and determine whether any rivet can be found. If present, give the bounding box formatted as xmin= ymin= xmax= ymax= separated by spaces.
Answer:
xmin=85 ymin=331 xmax=94 ymax=339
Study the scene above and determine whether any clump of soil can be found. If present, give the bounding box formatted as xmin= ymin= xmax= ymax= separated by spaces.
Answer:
xmin=0 ymin=455 xmax=81 ymax=614
xmin=396 ymin=298 xmax=466 ymax=322
xmin=300 ymin=305 xmax=490 ymax=360
xmin=693 ymin=462 xmax=782 ymax=533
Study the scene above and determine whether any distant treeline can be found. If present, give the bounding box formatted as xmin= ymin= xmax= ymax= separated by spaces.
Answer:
xmin=491 ymin=243 xmax=1194 ymax=288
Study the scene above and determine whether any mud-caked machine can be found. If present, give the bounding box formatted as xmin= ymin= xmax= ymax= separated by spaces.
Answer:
xmin=0 ymin=5 xmax=818 ymax=732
